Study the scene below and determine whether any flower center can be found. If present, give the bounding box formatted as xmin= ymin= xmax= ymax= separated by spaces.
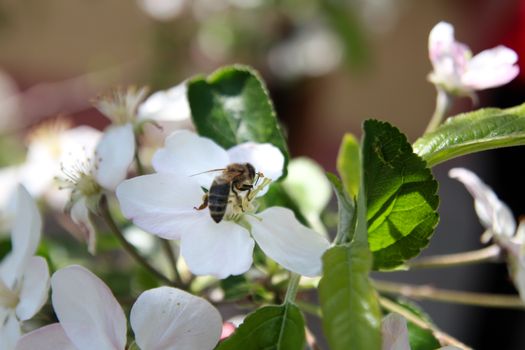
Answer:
xmin=224 ymin=177 xmax=272 ymax=222
xmin=58 ymin=156 xmax=101 ymax=198
xmin=0 ymin=279 xmax=19 ymax=309
xmin=94 ymin=86 xmax=148 ymax=125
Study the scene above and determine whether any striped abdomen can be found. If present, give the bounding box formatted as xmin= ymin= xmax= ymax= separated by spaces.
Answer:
xmin=208 ymin=180 xmax=231 ymax=223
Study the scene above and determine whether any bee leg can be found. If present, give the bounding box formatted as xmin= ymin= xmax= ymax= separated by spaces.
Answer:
xmin=194 ymin=193 xmax=209 ymax=210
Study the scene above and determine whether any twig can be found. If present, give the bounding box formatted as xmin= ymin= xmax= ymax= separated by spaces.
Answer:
xmin=408 ymin=245 xmax=501 ymax=269
xmin=374 ymin=280 xmax=525 ymax=310
xmin=99 ymin=196 xmax=173 ymax=286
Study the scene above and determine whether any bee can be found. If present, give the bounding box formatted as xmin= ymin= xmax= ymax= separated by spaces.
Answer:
xmin=194 ymin=163 xmax=262 ymax=223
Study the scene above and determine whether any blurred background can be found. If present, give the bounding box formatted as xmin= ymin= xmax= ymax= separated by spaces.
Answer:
xmin=1 ymin=0 xmax=525 ymax=348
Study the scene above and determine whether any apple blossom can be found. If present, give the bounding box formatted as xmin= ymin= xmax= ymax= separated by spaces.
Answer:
xmin=381 ymin=313 xmax=461 ymax=350
xmin=0 ymin=120 xmax=101 ymax=231
xmin=58 ymin=122 xmax=135 ymax=254
xmin=0 ymin=186 xmax=49 ymax=350
xmin=428 ymin=21 xmax=519 ymax=95
xmin=116 ymin=130 xmax=330 ymax=278
xmin=16 ymin=265 xmax=222 ymax=350
xmin=449 ymin=168 xmax=525 ymax=302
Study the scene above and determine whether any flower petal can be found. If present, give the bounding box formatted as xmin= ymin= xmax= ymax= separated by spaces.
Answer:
xmin=428 ymin=22 xmax=455 ymax=63
xmin=138 ymin=82 xmax=191 ymax=122
xmin=70 ymin=198 xmax=97 ymax=254
xmin=463 ymin=46 xmax=519 ymax=90
xmin=95 ymin=124 xmax=135 ymax=191
xmin=51 ymin=265 xmax=126 ymax=350
xmin=449 ymin=168 xmax=515 ymax=237
xmin=381 ymin=313 xmax=411 ymax=350
xmin=0 ymin=313 xmax=20 ymax=350
xmin=130 ymin=287 xmax=222 ymax=350
xmin=248 ymin=207 xmax=330 ymax=276
xmin=427 ymin=21 xmax=471 ymax=90
xmin=181 ymin=219 xmax=254 ymax=278
xmin=227 ymin=142 xmax=285 ymax=182
xmin=4 ymin=185 xmax=42 ymax=286
xmin=15 ymin=256 xmax=50 ymax=321
xmin=152 ymin=130 xmax=229 ymax=188
xmin=117 ymin=173 xmax=206 ymax=240
xmin=15 ymin=323 xmax=77 ymax=350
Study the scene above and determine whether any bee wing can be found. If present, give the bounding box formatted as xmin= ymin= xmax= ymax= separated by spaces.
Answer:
xmin=190 ymin=168 xmax=226 ymax=177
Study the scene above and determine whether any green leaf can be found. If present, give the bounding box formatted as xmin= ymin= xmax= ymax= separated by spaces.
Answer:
xmin=187 ymin=65 xmax=289 ymax=175
xmin=326 ymin=173 xmax=356 ymax=244
xmin=363 ymin=120 xmax=439 ymax=269
xmin=337 ymin=133 xmax=361 ymax=197
xmin=216 ymin=303 xmax=305 ymax=350
xmin=414 ymin=103 xmax=525 ymax=167
xmin=319 ymin=243 xmax=382 ymax=350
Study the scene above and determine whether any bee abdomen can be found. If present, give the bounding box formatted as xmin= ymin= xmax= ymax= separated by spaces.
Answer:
xmin=208 ymin=182 xmax=230 ymax=223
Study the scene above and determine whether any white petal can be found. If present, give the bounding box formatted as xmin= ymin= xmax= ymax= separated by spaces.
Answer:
xmin=57 ymin=126 xmax=103 ymax=180
xmin=95 ymin=124 xmax=135 ymax=191
xmin=138 ymin=82 xmax=191 ymax=122
xmin=180 ymin=219 xmax=254 ymax=278
xmin=0 ymin=313 xmax=20 ymax=350
xmin=248 ymin=207 xmax=330 ymax=276
xmin=51 ymin=265 xmax=127 ymax=350
xmin=116 ymin=173 xmax=205 ymax=240
xmin=6 ymin=185 xmax=42 ymax=285
xmin=70 ymin=198 xmax=97 ymax=254
xmin=15 ymin=323 xmax=77 ymax=350
xmin=152 ymin=130 xmax=229 ymax=188
xmin=137 ymin=0 xmax=186 ymax=21
xmin=428 ymin=22 xmax=455 ymax=62
xmin=130 ymin=287 xmax=222 ymax=350
xmin=463 ymin=46 xmax=519 ymax=90
xmin=449 ymin=168 xmax=515 ymax=237
xmin=381 ymin=313 xmax=411 ymax=350
xmin=15 ymin=257 xmax=50 ymax=321
xmin=227 ymin=142 xmax=285 ymax=182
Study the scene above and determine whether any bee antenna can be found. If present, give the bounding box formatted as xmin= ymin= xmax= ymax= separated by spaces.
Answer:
xmin=190 ymin=168 xmax=226 ymax=177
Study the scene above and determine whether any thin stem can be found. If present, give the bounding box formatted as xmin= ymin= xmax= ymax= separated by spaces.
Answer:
xmin=161 ymin=239 xmax=184 ymax=287
xmin=424 ymin=88 xmax=453 ymax=134
xmin=408 ymin=244 xmax=502 ymax=269
xmin=374 ymin=280 xmax=525 ymax=310
xmin=99 ymin=196 xmax=173 ymax=286
xmin=379 ymin=297 xmax=472 ymax=350
xmin=134 ymin=150 xmax=145 ymax=176
xmin=283 ymin=273 xmax=301 ymax=304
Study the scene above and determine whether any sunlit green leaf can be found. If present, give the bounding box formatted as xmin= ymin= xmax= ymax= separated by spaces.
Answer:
xmin=414 ymin=103 xmax=525 ymax=167
xmin=337 ymin=133 xmax=360 ymax=197
xmin=363 ymin=120 xmax=439 ymax=269
xmin=188 ymin=65 xmax=289 ymax=176
xmin=319 ymin=243 xmax=382 ymax=350
xmin=216 ymin=303 xmax=305 ymax=350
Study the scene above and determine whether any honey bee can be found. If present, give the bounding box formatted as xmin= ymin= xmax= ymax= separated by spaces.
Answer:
xmin=194 ymin=163 xmax=262 ymax=223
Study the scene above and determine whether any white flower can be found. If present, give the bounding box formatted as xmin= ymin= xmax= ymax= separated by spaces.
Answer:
xmin=0 ymin=120 xmax=102 ymax=230
xmin=381 ymin=313 xmax=461 ymax=350
xmin=16 ymin=265 xmax=222 ymax=350
xmin=428 ymin=21 xmax=519 ymax=95
xmin=0 ymin=186 xmax=49 ymax=350
xmin=116 ymin=131 xmax=330 ymax=278
xmin=59 ymin=123 xmax=135 ymax=254
xmin=449 ymin=168 xmax=525 ymax=302
xmin=137 ymin=81 xmax=194 ymax=146
xmin=381 ymin=313 xmax=410 ymax=350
